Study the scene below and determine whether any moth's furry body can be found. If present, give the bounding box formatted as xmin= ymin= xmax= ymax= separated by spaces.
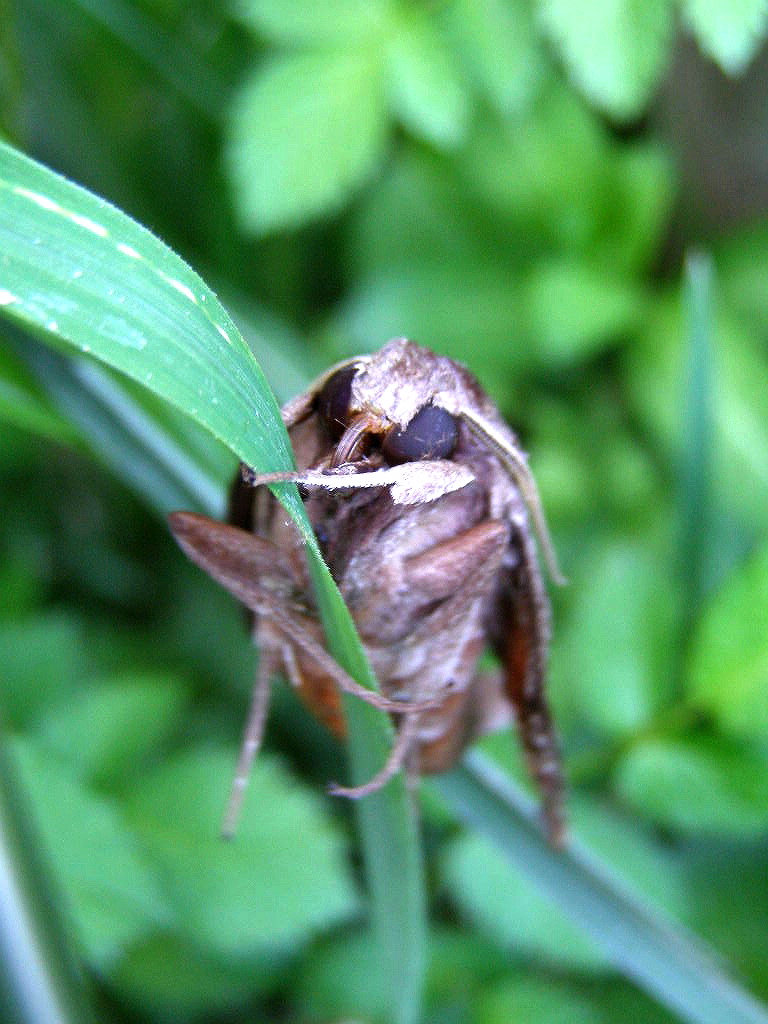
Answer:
xmin=170 ymin=338 xmax=565 ymax=843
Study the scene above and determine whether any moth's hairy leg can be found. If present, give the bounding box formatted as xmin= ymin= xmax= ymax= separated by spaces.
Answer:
xmin=221 ymin=646 xmax=280 ymax=839
xmin=327 ymin=712 xmax=421 ymax=799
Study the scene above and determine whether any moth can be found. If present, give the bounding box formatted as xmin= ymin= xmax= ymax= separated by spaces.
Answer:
xmin=169 ymin=338 xmax=566 ymax=845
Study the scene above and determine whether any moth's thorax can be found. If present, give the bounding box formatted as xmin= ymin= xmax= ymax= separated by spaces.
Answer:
xmin=349 ymin=337 xmax=492 ymax=430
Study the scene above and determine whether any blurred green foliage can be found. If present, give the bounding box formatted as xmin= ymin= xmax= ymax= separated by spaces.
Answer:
xmin=1 ymin=1 xmax=768 ymax=1022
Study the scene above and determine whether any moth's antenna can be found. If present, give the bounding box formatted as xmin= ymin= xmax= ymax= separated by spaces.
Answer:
xmin=460 ymin=410 xmax=566 ymax=586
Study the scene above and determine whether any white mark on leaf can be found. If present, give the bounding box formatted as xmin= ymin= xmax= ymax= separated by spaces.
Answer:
xmin=160 ymin=273 xmax=197 ymax=304
xmin=116 ymin=242 xmax=142 ymax=260
xmin=13 ymin=187 xmax=62 ymax=214
xmin=68 ymin=212 xmax=108 ymax=237
xmin=13 ymin=188 xmax=109 ymax=237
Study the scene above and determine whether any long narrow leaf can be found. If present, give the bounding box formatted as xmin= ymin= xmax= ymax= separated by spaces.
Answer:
xmin=16 ymin=337 xmax=226 ymax=516
xmin=436 ymin=752 xmax=768 ymax=1024
xmin=0 ymin=142 xmax=425 ymax=1024
xmin=679 ymin=248 xmax=714 ymax=627
xmin=0 ymin=735 xmax=96 ymax=1024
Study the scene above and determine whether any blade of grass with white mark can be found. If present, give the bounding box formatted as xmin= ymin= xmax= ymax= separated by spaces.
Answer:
xmin=0 ymin=141 xmax=425 ymax=1024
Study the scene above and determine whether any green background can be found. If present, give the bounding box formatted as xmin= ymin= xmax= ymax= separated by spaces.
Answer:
xmin=1 ymin=2 xmax=768 ymax=1022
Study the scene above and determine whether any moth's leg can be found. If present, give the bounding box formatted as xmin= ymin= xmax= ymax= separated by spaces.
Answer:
xmin=500 ymin=521 xmax=565 ymax=847
xmin=326 ymin=711 xmax=421 ymax=799
xmin=221 ymin=643 xmax=281 ymax=839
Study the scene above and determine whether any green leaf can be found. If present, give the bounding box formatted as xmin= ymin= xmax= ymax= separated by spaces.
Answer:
xmin=0 ymin=141 xmax=296 ymax=486
xmin=442 ymin=832 xmax=606 ymax=971
xmin=476 ymin=977 xmax=599 ymax=1024
xmin=386 ymin=13 xmax=471 ymax=148
xmin=294 ymin=929 xmax=388 ymax=1021
xmin=18 ymin=340 xmax=229 ymax=517
xmin=626 ymin=289 xmax=768 ymax=535
xmin=0 ymin=336 xmax=77 ymax=442
xmin=423 ymin=928 xmax=510 ymax=1011
xmin=455 ymin=87 xmax=607 ymax=247
xmin=38 ymin=673 xmax=188 ymax=787
xmin=0 ymin=558 xmax=44 ymax=619
xmin=615 ymin=737 xmax=768 ymax=836
xmin=125 ymin=748 xmax=358 ymax=956
xmin=552 ymin=537 xmax=677 ymax=737
xmin=537 ymin=0 xmax=674 ymax=119
xmin=522 ymin=259 xmax=645 ymax=363
xmin=446 ymin=0 xmax=542 ymax=115
xmin=225 ymin=52 xmax=388 ymax=234
xmin=12 ymin=737 xmax=169 ymax=968
xmin=112 ymin=932 xmax=277 ymax=1017
xmin=0 ymin=614 xmax=86 ymax=728
xmin=718 ymin=222 xmax=768 ymax=338
xmin=233 ymin=0 xmax=394 ymax=45
xmin=294 ymin=925 xmax=513 ymax=1021
xmin=599 ymin=143 xmax=675 ymax=275
xmin=677 ymin=250 xmax=715 ymax=626
xmin=686 ymin=848 xmax=768 ymax=999
xmin=347 ymin=146 xmax=490 ymax=277
xmin=687 ymin=542 xmax=768 ymax=738
xmin=682 ymin=0 xmax=768 ymax=75
xmin=0 ymin=736 xmax=98 ymax=1024
xmin=337 ymin=264 xmax=528 ymax=397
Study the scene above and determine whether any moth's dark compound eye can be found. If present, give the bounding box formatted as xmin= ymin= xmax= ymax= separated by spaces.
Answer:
xmin=383 ymin=405 xmax=458 ymax=463
xmin=316 ymin=366 xmax=357 ymax=440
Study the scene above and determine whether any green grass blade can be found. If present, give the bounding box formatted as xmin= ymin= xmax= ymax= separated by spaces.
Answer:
xmin=436 ymin=752 xmax=768 ymax=1024
xmin=69 ymin=0 xmax=226 ymax=120
xmin=17 ymin=337 xmax=227 ymax=515
xmin=0 ymin=141 xmax=425 ymax=1024
xmin=679 ymin=248 xmax=715 ymax=626
xmin=0 ymin=734 xmax=96 ymax=1024
xmin=0 ymin=332 xmax=78 ymax=442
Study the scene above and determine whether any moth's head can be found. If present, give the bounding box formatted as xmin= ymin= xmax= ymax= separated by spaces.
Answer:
xmin=309 ymin=338 xmax=564 ymax=584
xmin=314 ymin=338 xmax=464 ymax=466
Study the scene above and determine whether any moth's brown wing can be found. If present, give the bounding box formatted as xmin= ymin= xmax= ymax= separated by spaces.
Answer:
xmin=491 ymin=523 xmax=566 ymax=846
xmin=168 ymin=512 xmax=430 ymax=739
xmin=170 ymin=511 xmax=348 ymax=734
xmin=169 ymin=511 xmax=297 ymax=609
